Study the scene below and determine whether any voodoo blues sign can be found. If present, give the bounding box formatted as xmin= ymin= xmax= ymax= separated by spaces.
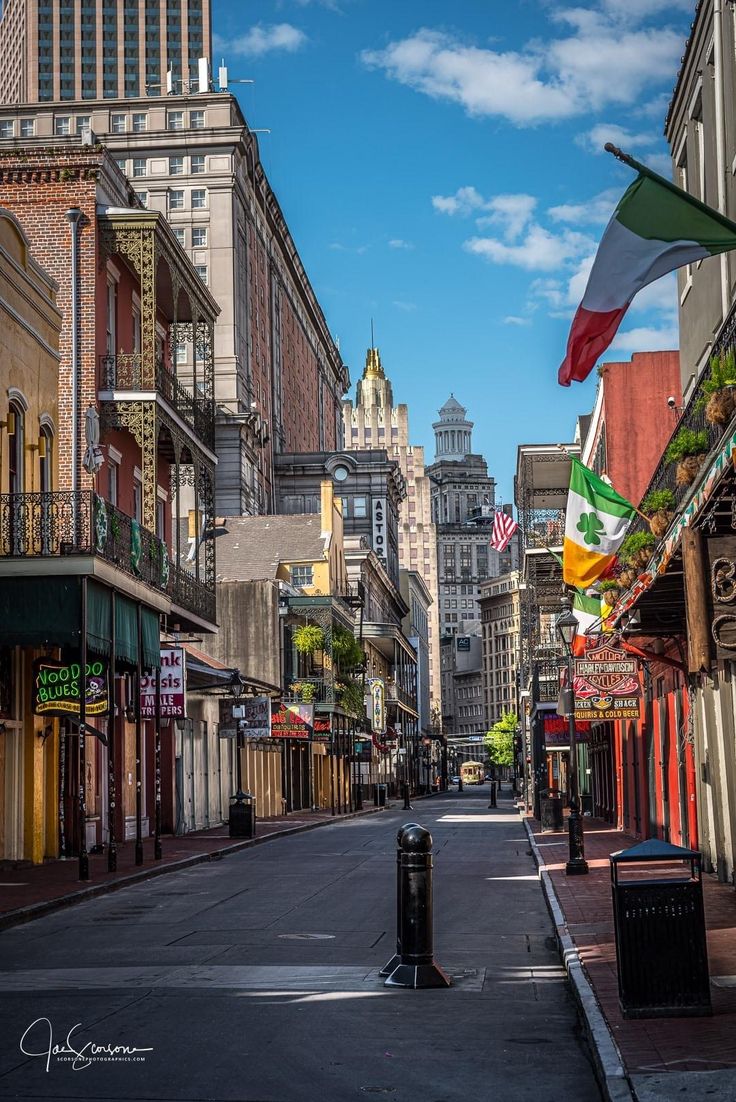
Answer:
xmin=33 ymin=658 xmax=110 ymax=717
xmin=573 ymin=640 xmax=640 ymax=721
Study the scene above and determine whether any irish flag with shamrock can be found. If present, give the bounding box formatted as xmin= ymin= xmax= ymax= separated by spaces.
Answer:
xmin=563 ymin=459 xmax=635 ymax=589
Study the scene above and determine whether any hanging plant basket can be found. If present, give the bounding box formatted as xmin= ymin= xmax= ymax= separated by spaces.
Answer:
xmin=293 ymin=624 xmax=325 ymax=655
xmin=705 ymin=388 xmax=735 ymax=426
xmin=649 ymin=509 xmax=674 ymax=539
xmin=617 ymin=569 xmax=635 ymax=589
xmin=676 ymin=453 xmax=707 ymax=486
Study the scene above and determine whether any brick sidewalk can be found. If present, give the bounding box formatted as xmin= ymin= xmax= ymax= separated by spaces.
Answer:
xmin=0 ymin=805 xmax=384 ymax=928
xmin=528 ymin=816 xmax=736 ymax=1078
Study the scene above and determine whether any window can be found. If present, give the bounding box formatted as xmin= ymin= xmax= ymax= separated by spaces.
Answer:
xmin=192 ymin=226 xmax=207 ymax=247
xmin=133 ymin=475 xmax=142 ymax=523
xmin=54 ymin=116 xmax=71 ymax=135
xmin=110 ymin=113 xmax=126 ymax=133
xmin=168 ymin=189 xmax=184 ymax=210
xmin=135 ymin=191 xmax=147 ymax=208
xmin=156 ymin=497 xmax=166 ymax=539
xmin=132 ymin=112 xmax=147 ymax=132
xmin=115 ymin=157 xmax=127 ymax=174
xmin=106 ymin=278 xmax=117 ymax=355
xmin=167 ymin=110 xmax=184 ymax=130
xmin=132 ymin=158 xmax=146 ymax=177
xmin=108 ymin=460 xmax=118 ymax=506
xmin=175 ymin=341 xmax=187 ymax=364
xmin=353 ymin=496 xmax=367 ymax=518
xmin=191 ymin=188 xmax=206 ymax=209
xmin=173 ymin=227 xmax=186 ymax=246
xmin=132 ymin=306 xmax=141 ymax=353
xmin=0 ymin=121 xmax=13 ymax=138
xmin=291 ymin=565 xmax=313 ymax=587
xmin=20 ymin=118 xmax=34 ymax=137
xmin=190 ymin=109 xmax=205 ymax=129
xmin=194 ymin=264 xmax=208 ymax=284
xmin=76 ymin=115 xmax=91 ymax=134
xmin=169 ymin=155 xmax=184 ymax=175
xmin=191 ymin=154 xmax=205 ymax=174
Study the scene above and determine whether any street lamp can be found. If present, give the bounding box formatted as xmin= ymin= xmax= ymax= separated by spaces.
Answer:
xmin=556 ymin=597 xmax=589 ymax=876
xmin=230 ymin=669 xmax=246 ymax=795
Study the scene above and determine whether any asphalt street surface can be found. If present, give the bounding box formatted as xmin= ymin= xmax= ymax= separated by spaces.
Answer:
xmin=0 ymin=787 xmax=601 ymax=1102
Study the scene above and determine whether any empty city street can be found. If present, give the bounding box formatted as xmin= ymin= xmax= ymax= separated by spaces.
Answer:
xmin=0 ymin=791 xmax=600 ymax=1102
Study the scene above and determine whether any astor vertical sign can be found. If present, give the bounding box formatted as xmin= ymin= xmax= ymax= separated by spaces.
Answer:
xmin=140 ymin=647 xmax=186 ymax=718
xmin=372 ymin=497 xmax=387 ymax=563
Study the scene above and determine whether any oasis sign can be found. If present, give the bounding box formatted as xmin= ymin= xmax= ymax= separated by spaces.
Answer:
xmin=33 ymin=658 xmax=110 ymax=717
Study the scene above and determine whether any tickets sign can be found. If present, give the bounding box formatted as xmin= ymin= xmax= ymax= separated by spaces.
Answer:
xmin=573 ymin=640 xmax=640 ymax=721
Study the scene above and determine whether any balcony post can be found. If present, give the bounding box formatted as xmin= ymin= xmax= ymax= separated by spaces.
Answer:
xmin=78 ymin=576 xmax=90 ymax=881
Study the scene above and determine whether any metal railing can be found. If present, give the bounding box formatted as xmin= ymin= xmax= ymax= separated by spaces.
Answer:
xmin=533 ymin=659 xmax=560 ymax=703
xmin=283 ymin=676 xmax=333 ymax=704
xmin=100 ymin=354 xmax=215 ymax=449
xmin=0 ymin=491 xmax=215 ymax=622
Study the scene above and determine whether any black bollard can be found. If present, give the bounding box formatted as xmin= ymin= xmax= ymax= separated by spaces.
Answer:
xmin=379 ymin=823 xmax=419 ymax=977
xmin=488 ymin=780 xmax=497 ymax=809
xmin=384 ymin=824 xmax=451 ymax=989
xmin=458 ymin=775 xmax=464 ymax=793
xmin=403 ymin=782 xmax=413 ymax=811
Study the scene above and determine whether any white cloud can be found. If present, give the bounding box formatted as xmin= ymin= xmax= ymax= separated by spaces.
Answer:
xmin=598 ymin=0 xmax=693 ymax=19
xmin=548 ymin=188 xmax=620 ymax=225
xmin=361 ymin=17 xmax=684 ymax=127
xmin=464 ymin=224 xmax=593 ymax=272
xmin=388 ymin=238 xmax=415 ymax=250
xmin=433 ymin=188 xmax=536 ymax=240
xmin=503 ymin=315 xmax=532 ymax=327
xmin=431 ymin=186 xmax=486 ymax=216
xmin=607 ymin=323 xmax=679 ymax=355
xmin=225 ymin=23 xmax=307 ymax=58
xmin=577 ymin=121 xmax=658 ymax=156
xmin=393 ymin=300 xmax=417 ymax=312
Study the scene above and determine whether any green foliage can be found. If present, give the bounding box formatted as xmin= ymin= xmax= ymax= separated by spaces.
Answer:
xmin=641 ymin=489 xmax=675 ymax=514
xmin=331 ymin=625 xmax=364 ymax=673
xmin=665 ymin=427 xmax=709 ymax=464
xmin=335 ymin=678 xmax=365 ymax=718
xmin=293 ymin=624 xmax=325 ymax=655
xmin=702 ymin=349 xmax=736 ymax=396
xmin=598 ymin=579 xmax=621 ymax=593
xmin=619 ymin=529 xmax=655 ymax=564
xmin=484 ymin=711 xmax=517 ymax=768
xmin=289 ymin=681 xmax=316 ymax=703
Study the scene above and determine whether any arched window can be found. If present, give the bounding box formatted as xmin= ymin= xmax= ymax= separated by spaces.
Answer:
xmin=39 ymin=424 xmax=53 ymax=493
xmin=8 ymin=400 xmax=24 ymax=496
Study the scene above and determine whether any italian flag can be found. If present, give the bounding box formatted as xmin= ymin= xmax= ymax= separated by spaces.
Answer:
xmin=559 ymin=169 xmax=736 ymax=386
xmin=563 ymin=459 xmax=635 ymax=588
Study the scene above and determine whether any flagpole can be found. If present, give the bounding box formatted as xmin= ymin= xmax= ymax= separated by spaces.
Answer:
xmin=604 ymin=142 xmax=736 ymax=236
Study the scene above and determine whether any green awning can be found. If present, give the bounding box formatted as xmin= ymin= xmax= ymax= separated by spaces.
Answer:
xmin=87 ymin=581 xmax=111 ymax=657
xmin=115 ymin=595 xmax=138 ymax=668
xmin=0 ymin=577 xmax=81 ymax=647
xmin=141 ymin=606 xmax=161 ymax=670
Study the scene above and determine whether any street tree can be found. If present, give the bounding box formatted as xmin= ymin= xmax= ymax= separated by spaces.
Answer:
xmin=485 ymin=711 xmax=518 ymax=770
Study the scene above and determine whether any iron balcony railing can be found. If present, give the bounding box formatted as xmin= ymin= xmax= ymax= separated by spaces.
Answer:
xmin=283 ymin=676 xmax=333 ymax=704
xmin=100 ymin=354 xmax=215 ymax=449
xmin=533 ymin=659 xmax=560 ymax=703
xmin=0 ymin=490 xmax=215 ymax=623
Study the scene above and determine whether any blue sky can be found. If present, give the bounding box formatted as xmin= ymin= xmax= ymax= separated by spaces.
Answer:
xmin=213 ymin=0 xmax=695 ymax=504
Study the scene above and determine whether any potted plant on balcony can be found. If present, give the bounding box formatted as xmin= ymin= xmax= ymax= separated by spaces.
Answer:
xmin=698 ymin=349 xmax=736 ymax=425
xmin=665 ymin=427 xmax=709 ymax=487
xmin=335 ymin=677 xmax=365 ymax=718
xmin=598 ymin=578 xmax=622 ymax=605
xmin=332 ymin=625 xmax=364 ymax=673
xmin=620 ymin=530 xmax=656 ymax=572
xmin=292 ymin=623 xmax=325 ymax=656
xmin=290 ymin=680 xmax=316 ymax=703
xmin=641 ymin=488 xmax=675 ymax=539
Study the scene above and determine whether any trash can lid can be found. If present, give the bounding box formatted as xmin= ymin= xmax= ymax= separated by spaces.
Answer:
xmin=610 ymin=838 xmax=701 ymax=863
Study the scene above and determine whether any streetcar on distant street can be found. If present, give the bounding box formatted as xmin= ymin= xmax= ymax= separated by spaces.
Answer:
xmin=459 ymin=761 xmax=485 ymax=785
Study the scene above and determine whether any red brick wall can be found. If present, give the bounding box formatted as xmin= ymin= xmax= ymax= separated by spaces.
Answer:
xmin=597 ymin=351 xmax=682 ymax=505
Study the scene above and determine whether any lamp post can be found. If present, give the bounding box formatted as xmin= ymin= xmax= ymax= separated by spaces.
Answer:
xmin=556 ymin=597 xmax=589 ymax=876
xmin=230 ymin=669 xmax=246 ymax=795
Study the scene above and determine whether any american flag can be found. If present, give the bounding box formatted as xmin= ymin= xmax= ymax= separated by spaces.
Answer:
xmin=490 ymin=510 xmax=519 ymax=552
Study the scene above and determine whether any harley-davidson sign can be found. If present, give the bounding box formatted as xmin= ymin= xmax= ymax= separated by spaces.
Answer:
xmin=573 ymin=640 xmax=640 ymax=721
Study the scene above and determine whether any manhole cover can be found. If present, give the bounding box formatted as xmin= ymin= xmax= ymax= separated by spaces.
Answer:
xmin=278 ymin=933 xmax=336 ymax=940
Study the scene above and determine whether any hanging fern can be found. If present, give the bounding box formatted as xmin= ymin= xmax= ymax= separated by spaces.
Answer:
xmin=293 ymin=624 xmax=325 ymax=655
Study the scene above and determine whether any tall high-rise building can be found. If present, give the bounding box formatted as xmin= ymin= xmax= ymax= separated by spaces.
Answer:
xmin=427 ymin=396 xmax=512 ymax=639
xmin=0 ymin=0 xmax=212 ymax=106
xmin=343 ymin=348 xmax=442 ymax=717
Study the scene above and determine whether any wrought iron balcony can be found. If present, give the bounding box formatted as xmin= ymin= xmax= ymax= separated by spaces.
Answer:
xmin=0 ymin=491 xmax=215 ymax=623
xmin=100 ymin=354 xmax=215 ymax=450
xmin=533 ymin=659 xmax=560 ymax=704
xmin=283 ymin=677 xmax=333 ymax=705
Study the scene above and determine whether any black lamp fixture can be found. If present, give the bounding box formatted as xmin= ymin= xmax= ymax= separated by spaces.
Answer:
xmin=229 ymin=668 xmax=246 ymax=700
xmin=556 ymin=595 xmax=589 ymax=876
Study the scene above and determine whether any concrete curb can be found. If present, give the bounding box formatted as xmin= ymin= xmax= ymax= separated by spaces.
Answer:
xmin=0 ymin=805 xmax=386 ymax=933
xmin=522 ymin=816 xmax=636 ymax=1102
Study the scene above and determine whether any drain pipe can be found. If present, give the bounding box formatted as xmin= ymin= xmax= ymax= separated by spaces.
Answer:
xmin=65 ymin=208 xmax=83 ymax=496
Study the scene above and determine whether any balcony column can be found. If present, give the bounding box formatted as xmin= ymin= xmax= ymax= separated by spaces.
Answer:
xmin=139 ymin=228 xmax=158 ymax=389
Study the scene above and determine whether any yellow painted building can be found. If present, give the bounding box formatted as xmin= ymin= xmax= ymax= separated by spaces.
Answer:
xmin=0 ymin=207 xmax=62 ymax=862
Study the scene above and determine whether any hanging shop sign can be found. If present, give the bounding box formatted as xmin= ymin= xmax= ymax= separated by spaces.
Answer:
xmin=271 ymin=702 xmax=314 ymax=739
xmin=140 ymin=647 xmax=186 ymax=718
xmin=313 ymin=715 xmax=331 ymax=742
xmin=543 ymin=713 xmax=592 ymax=748
xmin=33 ymin=658 xmax=110 ymax=717
xmin=707 ymin=536 xmax=736 ymax=658
xmin=240 ymin=695 xmax=272 ymax=738
xmin=372 ymin=497 xmax=387 ymax=562
xmin=367 ymin=677 xmax=386 ymax=734
xmin=573 ymin=640 xmax=640 ymax=721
